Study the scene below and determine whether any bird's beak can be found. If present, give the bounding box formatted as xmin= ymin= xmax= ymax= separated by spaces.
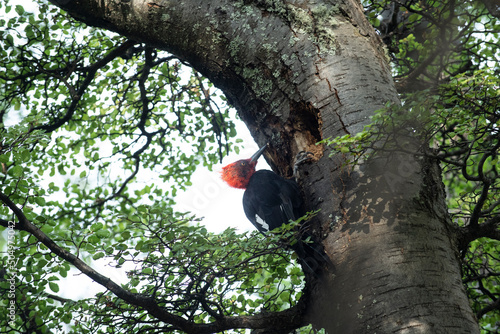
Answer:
xmin=250 ymin=144 xmax=268 ymax=163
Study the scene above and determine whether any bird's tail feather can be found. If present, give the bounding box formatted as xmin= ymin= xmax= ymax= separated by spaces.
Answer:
xmin=291 ymin=233 xmax=334 ymax=277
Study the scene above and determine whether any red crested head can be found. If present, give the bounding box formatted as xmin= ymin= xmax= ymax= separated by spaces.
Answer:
xmin=221 ymin=144 xmax=267 ymax=189
xmin=221 ymin=159 xmax=257 ymax=189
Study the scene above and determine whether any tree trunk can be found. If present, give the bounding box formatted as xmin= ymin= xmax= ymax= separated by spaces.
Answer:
xmin=50 ymin=0 xmax=479 ymax=332
xmin=306 ymin=148 xmax=478 ymax=332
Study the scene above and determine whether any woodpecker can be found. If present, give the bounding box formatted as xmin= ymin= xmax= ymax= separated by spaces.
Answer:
xmin=221 ymin=144 xmax=332 ymax=276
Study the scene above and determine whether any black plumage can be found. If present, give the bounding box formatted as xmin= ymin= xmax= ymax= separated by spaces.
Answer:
xmin=243 ymin=170 xmax=303 ymax=233
xmin=243 ymin=170 xmax=332 ymax=276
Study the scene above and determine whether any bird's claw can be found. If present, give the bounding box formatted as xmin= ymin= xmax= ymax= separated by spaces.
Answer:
xmin=293 ymin=151 xmax=314 ymax=178
xmin=295 ymin=151 xmax=314 ymax=165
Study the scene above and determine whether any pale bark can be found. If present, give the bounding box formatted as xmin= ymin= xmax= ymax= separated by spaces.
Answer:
xmin=49 ymin=0 xmax=480 ymax=332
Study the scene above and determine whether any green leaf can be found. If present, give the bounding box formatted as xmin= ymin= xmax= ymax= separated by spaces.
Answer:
xmin=142 ymin=267 xmax=153 ymax=275
xmin=48 ymin=282 xmax=59 ymax=293
xmin=62 ymin=313 xmax=72 ymax=324
xmin=87 ymin=235 xmax=100 ymax=245
xmin=34 ymin=196 xmax=46 ymax=206
xmin=9 ymin=165 xmax=24 ymax=177
xmin=91 ymin=222 xmax=104 ymax=232
xmin=96 ymin=229 xmax=111 ymax=238
xmin=0 ymin=153 xmax=10 ymax=163
xmin=15 ymin=5 xmax=24 ymax=15
xmin=19 ymin=149 xmax=30 ymax=162
xmin=279 ymin=290 xmax=290 ymax=302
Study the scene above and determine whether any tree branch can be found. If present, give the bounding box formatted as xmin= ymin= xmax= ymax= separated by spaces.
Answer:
xmin=458 ymin=215 xmax=500 ymax=251
xmin=33 ymin=39 xmax=137 ymax=133
xmin=477 ymin=297 xmax=500 ymax=320
xmin=0 ymin=190 xmax=308 ymax=333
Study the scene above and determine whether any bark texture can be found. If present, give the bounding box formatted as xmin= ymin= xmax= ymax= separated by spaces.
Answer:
xmin=308 ymin=149 xmax=477 ymax=332
xmin=50 ymin=0 xmax=480 ymax=332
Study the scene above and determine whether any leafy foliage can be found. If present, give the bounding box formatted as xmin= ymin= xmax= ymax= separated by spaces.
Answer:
xmin=66 ymin=205 xmax=303 ymax=333
xmin=0 ymin=0 xmax=240 ymax=230
xmin=0 ymin=1 xmax=312 ymax=333
xmin=364 ymin=0 xmax=500 ymax=91
xmin=0 ymin=0 xmax=499 ymax=332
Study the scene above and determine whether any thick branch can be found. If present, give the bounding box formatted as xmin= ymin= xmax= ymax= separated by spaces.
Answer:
xmin=477 ymin=297 xmax=500 ymax=319
xmin=458 ymin=215 xmax=500 ymax=251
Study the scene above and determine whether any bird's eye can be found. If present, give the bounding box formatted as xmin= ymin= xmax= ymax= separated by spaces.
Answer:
xmin=240 ymin=161 xmax=246 ymax=166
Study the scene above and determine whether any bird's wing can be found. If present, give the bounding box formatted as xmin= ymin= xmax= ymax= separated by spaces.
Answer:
xmin=278 ymin=192 xmax=296 ymax=222
xmin=241 ymin=171 xmax=334 ymax=276
xmin=243 ymin=177 xmax=298 ymax=233
xmin=243 ymin=191 xmax=282 ymax=233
